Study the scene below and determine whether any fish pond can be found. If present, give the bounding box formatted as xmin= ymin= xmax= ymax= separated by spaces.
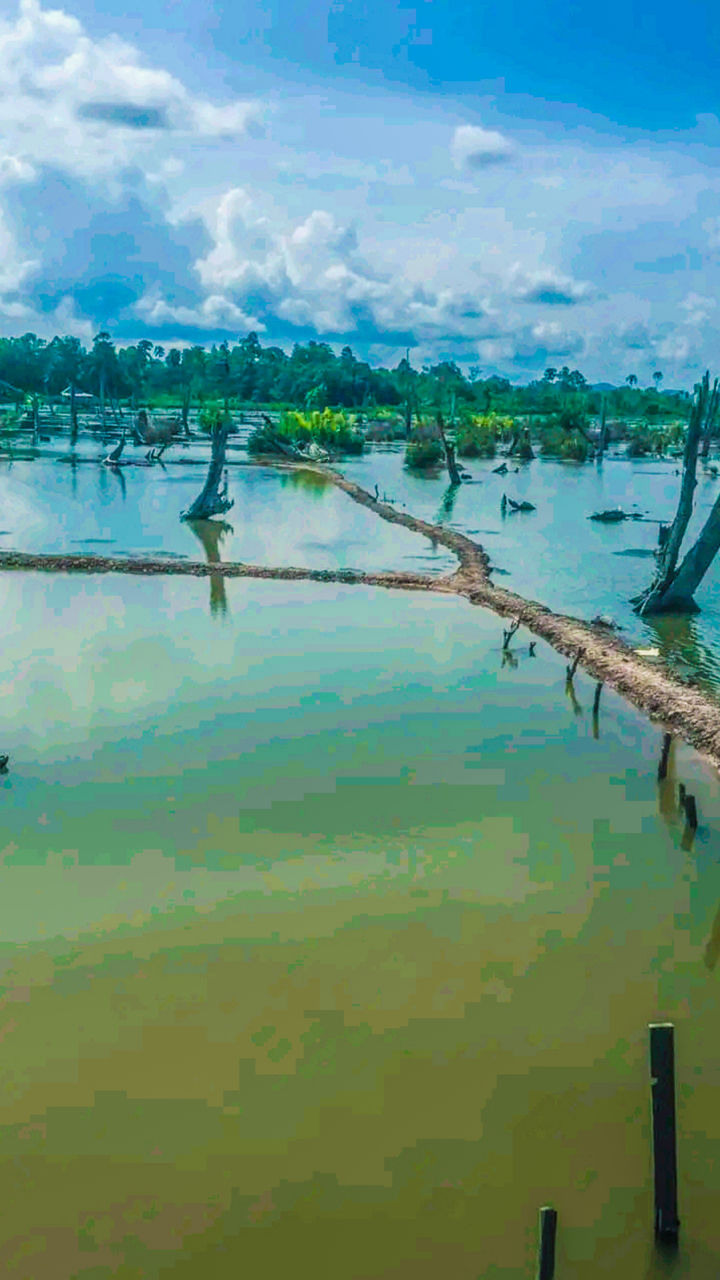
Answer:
xmin=0 ymin=565 xmax=718 ymax=1278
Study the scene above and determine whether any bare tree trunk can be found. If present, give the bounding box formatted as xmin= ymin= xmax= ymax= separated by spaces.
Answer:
xmin=32 ymin=394 xmax=39 ymax=446
xmin=700 ymin=377 xmax=719 ymax=459
xmin=635 ymin=373 xmax=713 ymax=614
xmin=181 ymin=419 xmax=234 ymax=520
xmin=103 ymin=427 xmax=126 ymax=466
xmin=100 ymin=369 xmax=106 ymax=430
xmin=436 ymin=412 xmax=462 ymax=485
xmin=597 ymin=396 xmax=608 ymax=461
xmin=182 ymin=386 xmax=192 ymax=437
xmin=651 ymin=487 xmax=720 ymax=611
xmin=70 ymin=381 xmax=78 ymax=448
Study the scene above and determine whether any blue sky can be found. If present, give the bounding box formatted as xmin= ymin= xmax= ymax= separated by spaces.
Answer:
xmin=0 ymin=0 xmax=718 ymax=383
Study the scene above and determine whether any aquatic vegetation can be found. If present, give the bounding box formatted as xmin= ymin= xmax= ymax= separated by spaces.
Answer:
xmin=404 ymin=437 xmax=444 ymax=470
xmin=455 ymin=414 xmax=514 ymax=458
xmin=248 ymin=407 xmax=364 ymax=456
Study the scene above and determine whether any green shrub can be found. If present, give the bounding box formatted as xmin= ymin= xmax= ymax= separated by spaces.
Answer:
xmin=248 ymin=406 xmax=364 ymax=456
xmin=540 ymin=426 xmax=588 ymax=461
xmin=405 ymin=439 xmax=443 ymax=470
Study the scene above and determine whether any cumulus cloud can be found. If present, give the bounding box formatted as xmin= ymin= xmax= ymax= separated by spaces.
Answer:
xmin=451 ymin=124 xmax=514 ymax=170
xmin=173 ymin=187 xmax=500 ymax=343
xmin=510 ymin=266 xmax=596 ymax=306
xmin=0 ymin=0 xmax=263 ymax=181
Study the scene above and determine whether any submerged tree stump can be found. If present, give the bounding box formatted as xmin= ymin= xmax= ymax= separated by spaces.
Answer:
xmin=181 ymin=420 xmax=234 ymax=521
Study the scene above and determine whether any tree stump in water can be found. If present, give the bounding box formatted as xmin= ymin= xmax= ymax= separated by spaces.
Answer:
xmin=181 ymin=420 xmax=234 ymax=521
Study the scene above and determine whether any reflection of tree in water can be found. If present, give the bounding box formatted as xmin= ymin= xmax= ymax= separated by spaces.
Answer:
xmin=436 ymin=484 xmax=459 ymax=525
xmin=657 ymin=734 xmax=679 ymax=836
xmin=704 ymin=903 xmax=720 ymax=971
xmin=187 ymin=518 xmax=233 ymax=617
xmin=644 ymin=612 xmax=719 ymax=690
xmin=279 ymin=469 xmax=332 ymax=500
xmin=108 ymin=463 xmax=126 ymax=501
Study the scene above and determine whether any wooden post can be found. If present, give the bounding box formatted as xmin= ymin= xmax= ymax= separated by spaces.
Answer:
xmin=536 ymin=1205 xmax=557 ymax=1280
xmin=593 ymin=682 xmax=602 ymax=715
xmin=649 ymin=1023 xmax=679 ymax=1242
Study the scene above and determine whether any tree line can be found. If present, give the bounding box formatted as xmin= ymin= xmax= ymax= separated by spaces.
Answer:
xmin=0 ymin=329 xmax=692 ymax=425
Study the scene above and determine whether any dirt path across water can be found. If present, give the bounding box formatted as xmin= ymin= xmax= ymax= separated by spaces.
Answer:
xmin=2 ymin=458 xmax=720 ymax=770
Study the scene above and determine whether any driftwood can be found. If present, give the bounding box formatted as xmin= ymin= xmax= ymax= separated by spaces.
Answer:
xmin=589 ymin=508 xmax=642 ymax=523
xmin=507 ymin=497 xmax=536 ymax=512
xmin=181 ymin=420 xmax=234 ymax=521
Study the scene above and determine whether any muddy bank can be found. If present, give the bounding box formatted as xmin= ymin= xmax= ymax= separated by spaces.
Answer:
xmin=0 ymin=548 xmax=450 ymax=593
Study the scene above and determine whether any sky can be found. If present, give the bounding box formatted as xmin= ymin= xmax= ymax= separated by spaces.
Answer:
xmin=0 ymin=0 xmax=719 ymax=383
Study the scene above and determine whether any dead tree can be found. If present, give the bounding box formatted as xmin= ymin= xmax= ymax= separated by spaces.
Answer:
xmin=634 ymin=372 xmax=718 ymax=614
xmin=502 ymin=618 xmax=521 ymax=649
xmin=436 ymin=412 xmax=462 ymax=485
xmin=596 ymin=396 xmax=609 ymax=461
xmin=181 ymin=419 xmax=234 ymax=521
xmin=567 ymin=649 xmax=582 ymax=678
xmin=103 ymin=427 xmax=126 ymax=466
xmin=69 ymin=382 xmax=78 ymax=448
xmin=700 ymin=377 xmax=720 ymax=459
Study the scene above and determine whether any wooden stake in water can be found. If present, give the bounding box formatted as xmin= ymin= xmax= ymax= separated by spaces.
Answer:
xmin=649 ymin=1023 xmax=680 ymax=1242
xmin=536 ymin=1205 xmax=557 ymax=1280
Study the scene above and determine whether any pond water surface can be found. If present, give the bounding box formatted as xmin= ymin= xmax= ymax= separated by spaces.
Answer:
xmin=0 ymin=573 xmax=719 ymax=1278
xmin=342 ymin=446 xmax=720 ymax=691
xmin=0 ymin=454 xmax=455 ymax=576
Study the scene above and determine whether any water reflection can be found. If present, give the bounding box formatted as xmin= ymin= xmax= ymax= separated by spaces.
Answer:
xmin=703 ymin=903 xmax=720 ymax=971
xmin=644 ymin=613 xmax=718 ymax=690
xmin=186 ymin=518 xmax=233 ymax=617
xmin=279 ymin=468 xmax=332 ymax=499
xmin=436 ymin=483 xmax=459 ymax=525
xmin=565 ymin=674 xmax=583 ymax=716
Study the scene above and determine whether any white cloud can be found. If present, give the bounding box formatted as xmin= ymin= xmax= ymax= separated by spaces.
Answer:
xmin=0 ymin=0 xmax=264 ymax=182
xmin=451 ymin=124 xmax=515 ymax=170
xmin=656 ymin=333 xmax=691 ymax=362
xmin=679 ymin=292 xmax=716 ymax=326
xmin=509 ymin=265 xmax=596 ymax=306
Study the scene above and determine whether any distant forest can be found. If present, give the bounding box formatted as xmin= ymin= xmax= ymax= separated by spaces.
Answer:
xmin=0 ymin=329 xmax=692 ymax=422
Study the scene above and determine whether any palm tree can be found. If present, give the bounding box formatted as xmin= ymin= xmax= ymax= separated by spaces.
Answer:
xmin=626 ymin=374 xmax=638 ymax=389
xmin=653 ymin=370 xmax=664 ymax=391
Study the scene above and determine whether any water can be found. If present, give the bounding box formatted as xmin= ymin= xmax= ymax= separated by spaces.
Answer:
xmin=341 ymin=447 xmax=720 ymax=690
xmin=0 ymin=454 xmax=455 ymax=575
xmin=0 ymin=572 xmax=719 ymax=1277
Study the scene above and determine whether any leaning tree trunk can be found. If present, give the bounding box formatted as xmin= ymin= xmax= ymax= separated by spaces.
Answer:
xmin=649 ymin=486 xmax=720 ymax=612
xmin=436 ymin=412 xmax=462 ymax=485
xmin=700 ymin=377 xmax=720 ymax=459
xmin=634 ymin=372 xmax=713 ymax=615
xmin=69 ymin=381 xmax=78 ymax=448
xmin=181 ymin=420 xmax=234 ymax=520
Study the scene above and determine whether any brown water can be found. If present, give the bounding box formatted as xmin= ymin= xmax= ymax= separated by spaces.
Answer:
xmin=0 ymin=573 xmax=718 ymax=1277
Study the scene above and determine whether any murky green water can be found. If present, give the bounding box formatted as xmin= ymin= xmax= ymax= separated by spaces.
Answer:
xmin=342 ymin=447 xmax=720 ymax=690
xmin=0 ymin=573 xmax=719 ymax=1277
